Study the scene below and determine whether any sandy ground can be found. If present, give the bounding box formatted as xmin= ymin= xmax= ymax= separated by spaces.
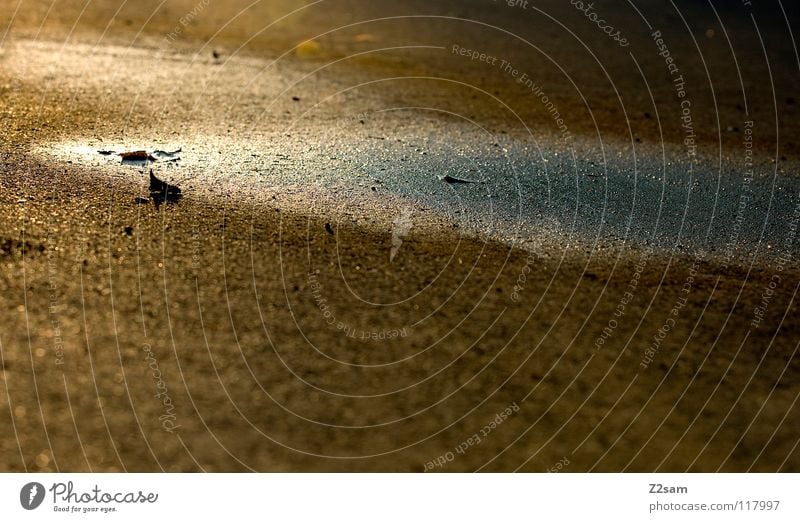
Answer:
xmin=0 ymin=0 xmax=799 ymax=471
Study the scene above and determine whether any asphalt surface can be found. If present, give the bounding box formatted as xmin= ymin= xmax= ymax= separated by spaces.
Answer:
xmin=0 ymin=0 xmax=799 ymax=472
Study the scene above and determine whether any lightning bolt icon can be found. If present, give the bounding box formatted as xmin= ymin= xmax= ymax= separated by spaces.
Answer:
xmin=28 ymin=485 xmax=37 ymax=507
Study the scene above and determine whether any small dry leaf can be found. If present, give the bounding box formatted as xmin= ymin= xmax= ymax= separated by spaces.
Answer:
xmin=119 ymin=151 xmax=154 ymax=161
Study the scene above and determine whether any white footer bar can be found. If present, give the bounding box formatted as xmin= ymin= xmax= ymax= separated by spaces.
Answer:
xmin=1 ymin=473 xmax=797 ymax=521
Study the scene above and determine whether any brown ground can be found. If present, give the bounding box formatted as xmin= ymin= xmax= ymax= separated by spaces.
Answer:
xmin=0 ymin=0 xmax=798 ymax=472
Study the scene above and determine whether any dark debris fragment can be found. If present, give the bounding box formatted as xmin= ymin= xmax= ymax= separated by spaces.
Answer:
xmin=151 ymin=149 xmax=182 ymax=161
xmin=149 ymin=170 xmax=182 ymax=207
xmin=439 ymin=174 xmax=482 ymax=184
